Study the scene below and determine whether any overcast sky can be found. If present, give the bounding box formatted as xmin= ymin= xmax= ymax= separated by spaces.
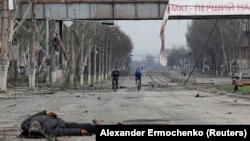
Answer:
xmin=116 ymin=20 xmax=191 ymax=61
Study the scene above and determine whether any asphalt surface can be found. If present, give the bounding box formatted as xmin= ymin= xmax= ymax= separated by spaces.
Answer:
xmin=1 ymin=71 xmax=250 ymax=141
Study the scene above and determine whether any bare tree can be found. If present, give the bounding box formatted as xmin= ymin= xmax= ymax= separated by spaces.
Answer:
xmin=186 ymin=19 xmax=221 ymax=75
xmin=186 ymin=19 xmax=243 ymax=76
xmin=0 ymin=0 xmax=9 ymax=90
xmin=0 ymin=0 xmax=34 ymax=90
xmin=28 ymin=0 xmax=37 ymax=90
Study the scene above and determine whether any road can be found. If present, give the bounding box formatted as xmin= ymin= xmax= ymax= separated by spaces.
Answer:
xmin=1 ymin=70 xmax=250 ymax=141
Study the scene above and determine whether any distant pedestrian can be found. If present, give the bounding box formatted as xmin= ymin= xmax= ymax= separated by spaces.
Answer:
xmin=111 ymin=66 xmax=120 ymax=89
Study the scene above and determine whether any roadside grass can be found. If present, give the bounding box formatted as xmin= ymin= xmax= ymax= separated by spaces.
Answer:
xmin=216 ymin=85 xmax=250 ymax=94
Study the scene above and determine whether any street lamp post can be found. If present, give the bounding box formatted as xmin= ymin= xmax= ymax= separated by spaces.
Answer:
xmin=70 ymin=31 xmax=75 ymax=88
xmin=45 ymin=9 xmax=50 ymax=85
xmin=101 ymin=28 xmax=110 ymax=81
xmin=80 ymin=31 xmax=84 ymax=86
xmin=101 ymin=44 xmax=105 ymax=81
xmin=92 ymin=25 xmax=103 ymax=83
xmin=87 ymin=31 xmax=92 ymax=85
xmin=105 ymin=43 xmax=108 ymax=79
xmin=109 ymin=35 xmax=120 ymax=73
xmin=93 ymin=38 xmax=97 ymax=84
xmin=98 ymin=40 xmax=103 ymax=82
xmin=105 ymin=33 xmax=117 ymax=78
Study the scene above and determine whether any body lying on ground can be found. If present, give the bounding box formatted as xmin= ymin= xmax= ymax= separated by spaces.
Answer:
xmin=18 ymin=110 xmax=100 ymax=138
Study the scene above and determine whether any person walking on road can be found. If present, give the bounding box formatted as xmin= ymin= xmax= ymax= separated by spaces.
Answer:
xmin=111 ymin=66 xmax=120 ymax=89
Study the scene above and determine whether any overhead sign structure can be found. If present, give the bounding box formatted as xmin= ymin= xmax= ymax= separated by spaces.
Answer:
xmin=159 ymin=0 xmax=250 ymax=66
xmin=168 ymin=0 xmax=250 ymax=18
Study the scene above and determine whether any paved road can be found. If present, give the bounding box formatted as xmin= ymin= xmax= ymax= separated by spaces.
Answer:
xmin=1 ymin=72 xmax=249 ymax=141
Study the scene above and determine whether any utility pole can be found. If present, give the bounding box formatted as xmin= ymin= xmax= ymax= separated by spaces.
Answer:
xmin=70 ymin=31 xmax=75 ymax=88
xmin=0 ymin=0 xmax=9 ymax=90
xmin=93 ymin=39 xmax=97 ymax=83
xmin=45 ymin=8 xmax=50 ymax=85
xmin=87 ymin=38 xmax=92 ymax=85
xmin=101 ymin=45 xmax=105 ymax=81
xmin=29 ymin=0 xmax=37 ymax=90
xmin=98 ymin=41 xmax=102 ymax=82
xmin=80 ymin=31 xmax=84 ymax=86
xmin=105 ymin=41 xmax=108 ymax=79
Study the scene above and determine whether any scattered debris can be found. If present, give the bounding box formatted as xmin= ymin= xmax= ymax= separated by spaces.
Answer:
xmin=75 ymin=93 xmax=80 ymax=97
xmin=7 ymin=104 xmax=16 ymax=107
xmin=120 ymin=86 xmax=126 ymax=89
xmin=88 ymin=93 xmax=95 ymax=96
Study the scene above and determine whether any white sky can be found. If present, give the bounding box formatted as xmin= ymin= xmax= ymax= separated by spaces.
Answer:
xmin=116 ymin=20 xmax=191 ymax=61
